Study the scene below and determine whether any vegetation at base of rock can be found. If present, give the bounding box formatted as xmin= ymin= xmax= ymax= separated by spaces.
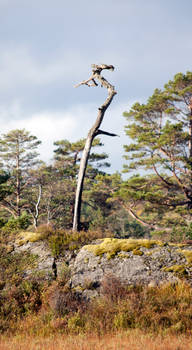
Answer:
xmin=84 ymin=238 xmax=165 ymax=259
xmin=2 ymin=278 xmax=192 ymax=337
xmin=1 ymin=230 xmax=192 ymax=337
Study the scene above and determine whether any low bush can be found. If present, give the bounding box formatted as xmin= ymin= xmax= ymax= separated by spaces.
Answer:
xmin=48 ymin=229 xmax=110 ymax=257
xmin=0 ymin=278 xmax=44 ymax=333
xmin=4 ymin=279 xmax=192 ymax=336
xmin=1 ymin=213 xmax=31 ymax=235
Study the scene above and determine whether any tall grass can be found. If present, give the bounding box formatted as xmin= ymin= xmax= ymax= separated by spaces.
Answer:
xmin=0 ymin=331 xmax=192 ymax=350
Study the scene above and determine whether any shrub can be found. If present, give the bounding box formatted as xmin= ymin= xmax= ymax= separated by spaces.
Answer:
xmin=48 ymin=229 xmax=108 ymax=257
xmin=48 ymin=286 xmax=86 ymax=317
xmin=2 ymin=213 xmax=31 ymax=235
xmin=0 ymin=278 xmax=44 ymax=332
xmin=100 ymin=274 xmax=127 ymax=301
xmin=67 ymin=312 xmax=85 ymax=333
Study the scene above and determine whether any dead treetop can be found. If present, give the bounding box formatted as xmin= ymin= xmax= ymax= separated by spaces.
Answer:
xmin=74 ymin=63 xmax=116 ymax=93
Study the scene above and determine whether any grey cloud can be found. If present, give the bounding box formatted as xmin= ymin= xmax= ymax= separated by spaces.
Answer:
xmin=0 ymin=0 xmax=192 ymax=172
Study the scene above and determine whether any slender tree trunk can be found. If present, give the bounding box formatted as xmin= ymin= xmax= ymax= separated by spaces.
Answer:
xmin=16 ymin=141 xmax=21 ymax=217
xmin=73 ymin=64 xmax=117 ymax=231
xmin=33 ymin=184 xmax=42 ymax=229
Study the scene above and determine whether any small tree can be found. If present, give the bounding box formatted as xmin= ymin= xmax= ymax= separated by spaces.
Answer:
xmin=0 ymin=129 xmax=41 ymax=217
xmin=73 ymin=64 xmax=117 ymax=231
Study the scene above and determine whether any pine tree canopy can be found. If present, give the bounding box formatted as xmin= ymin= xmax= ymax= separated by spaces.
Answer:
xmin=122 ymin=72 xmax=192 ymax=231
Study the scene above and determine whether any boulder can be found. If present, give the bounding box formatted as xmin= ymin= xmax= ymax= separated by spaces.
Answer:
xmin=70 ymin=238 xmax=192 ymax=297
xmin=13 ymin=234 xmax=76 ymax=280
xmin=12 ymin=235 xmax=192 ymax=297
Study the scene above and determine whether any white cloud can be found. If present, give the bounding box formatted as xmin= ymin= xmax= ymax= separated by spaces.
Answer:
xmin=0 ymin=45 xmax=91 ymax=91
xmin=0 ymin=99 xmax=133 ymax=170
xmin=0 ymin=103 xmax=78 ymax=162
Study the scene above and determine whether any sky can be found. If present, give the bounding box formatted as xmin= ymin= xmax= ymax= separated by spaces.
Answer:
xmin=0 ymin=0 xmax=192 ymax=175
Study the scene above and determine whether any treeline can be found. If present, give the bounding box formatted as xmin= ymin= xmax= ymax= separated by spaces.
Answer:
xmin=0 ymin=71 xmax=192 ymax=240
xmin=0 ymin=129 xmax=146 ymax=237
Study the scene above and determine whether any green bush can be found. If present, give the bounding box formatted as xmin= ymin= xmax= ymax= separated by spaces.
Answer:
xmin=2 ymin=213 xmax=31 ymax=234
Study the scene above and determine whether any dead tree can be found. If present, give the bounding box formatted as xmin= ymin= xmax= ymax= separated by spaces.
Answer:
xmin=73 ymin=64 xmax=117 ymax=231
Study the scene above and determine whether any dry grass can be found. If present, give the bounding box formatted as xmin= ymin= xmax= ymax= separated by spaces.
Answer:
xmin=0 ymin=331 xmax=192 ymax=350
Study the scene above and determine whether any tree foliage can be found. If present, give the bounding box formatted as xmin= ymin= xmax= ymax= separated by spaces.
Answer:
xmin=122 ymin=71 xmax=192 ymax=230
xmin=0 ymin=129 xmax=41 ymax=217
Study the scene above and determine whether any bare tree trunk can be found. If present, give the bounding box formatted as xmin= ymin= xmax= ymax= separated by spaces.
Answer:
xmin=73 ymin=64 xmax=117 ymax=231
xmin=25 ymin=184 xmax=42 ymax=229
xmin=33 ymin=184 xmax=42 ymax=229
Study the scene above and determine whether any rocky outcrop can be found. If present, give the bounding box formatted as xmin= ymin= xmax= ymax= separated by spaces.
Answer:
xmin=70 ymin=238 xmax=192 ymax=297
xmin=12 ymin=235 xmax=192 ymax=297
xmin=13 ymin=238 xmax=76 ymax=280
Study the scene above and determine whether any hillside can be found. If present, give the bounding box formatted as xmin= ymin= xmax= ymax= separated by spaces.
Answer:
xmin=1 ymin=229 xmax=192 ymax=338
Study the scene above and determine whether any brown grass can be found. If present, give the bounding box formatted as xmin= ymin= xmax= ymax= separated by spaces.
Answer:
xmin=0 ymin=331 xmax=192 ymax=350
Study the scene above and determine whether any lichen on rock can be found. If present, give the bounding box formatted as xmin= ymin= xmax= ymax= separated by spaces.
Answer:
xmin=70 ymin=238 xmax=192 ymax=298
xmin=84 ymin=238 xmax=165 ymax=259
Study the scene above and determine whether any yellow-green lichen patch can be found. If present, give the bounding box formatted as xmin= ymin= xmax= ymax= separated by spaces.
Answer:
xmin=15 ymin=231 xmax=45 ymax=246
xmin=177 ymin=249 xmax=192 ymax=264
xmin=163 ymin=264 xmax=187 ymax=276
xmin=169 ymin=243 xmax=188 ymax=248
xmin=118 ymin=253 xmax=130 ymax=259
xmin=72 ymin=286 xmax=83 ymax=293
xmin=84 ymin=238 xmax=164 ymax=259
xmin=133 ymin=249 xmax=143 ymax=256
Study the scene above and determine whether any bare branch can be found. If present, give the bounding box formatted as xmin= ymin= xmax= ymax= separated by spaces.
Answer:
xmin=74 ymin=64 xmax=116 ymax=92
xmin=96 ymin=129 xmax=119 ymax=137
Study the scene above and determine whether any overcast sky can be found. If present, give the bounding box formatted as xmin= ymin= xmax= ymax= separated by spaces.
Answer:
xmin=0 ymin=0 xmax=192 ymax=174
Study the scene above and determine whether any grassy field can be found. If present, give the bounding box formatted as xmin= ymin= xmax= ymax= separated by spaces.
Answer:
xmin=0 ymin=331 xmax=192 ymax=350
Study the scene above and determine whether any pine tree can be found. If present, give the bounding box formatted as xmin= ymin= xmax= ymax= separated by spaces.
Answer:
xmin=0 ymin=129 xmax=41 ymax=217
xmin=122 ymin=72 xmax=192 ymax=231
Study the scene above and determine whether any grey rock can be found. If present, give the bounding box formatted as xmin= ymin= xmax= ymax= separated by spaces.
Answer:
xmin=70 ymin=240 xmax=192 ymax=297
xmin=12 ymin=238 xmax=192 ymax=297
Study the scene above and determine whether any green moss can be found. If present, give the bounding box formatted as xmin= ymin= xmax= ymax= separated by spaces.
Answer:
xmin=84 ymin=238 xmax=164 ymax=259
xmin=177 ymin=249 xmax=192 ymax=264
xmin=118 ymin=253 xmax=130 ymax=259
xmin=15 ymin=231 xmax=46 ymax=245
xmin=169 ymin=243 xmax=187 ymax=248
xmin=133 ymin=248 xmax=143 ymax=256
xmin=163 ymin=264 xmax=187 ymax=276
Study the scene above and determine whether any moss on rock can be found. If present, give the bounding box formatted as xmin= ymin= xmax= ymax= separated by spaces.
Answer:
xmin=163 ymin=264 xmax=188 ymax=276
xmin=177 ymin=249 xmax=192 ymax=264
xmin=133 ymin=248 xmax=143 ymax=256
xmin=15 ymin=231 xmax=47 ymax=246
xmin=84 ymin=238 xmax=165 ymax=259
